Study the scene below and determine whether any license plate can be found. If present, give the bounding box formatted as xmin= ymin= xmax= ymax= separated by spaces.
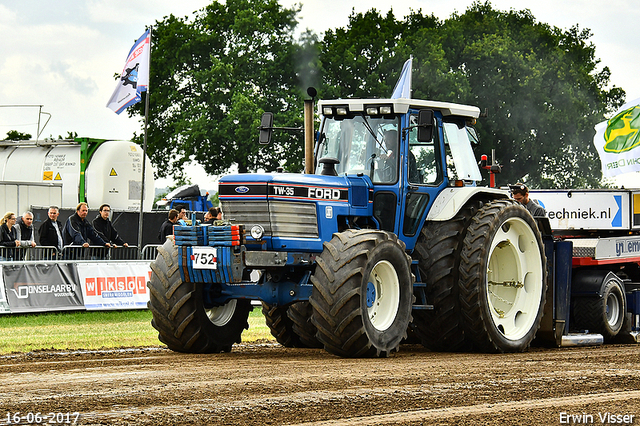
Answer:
xmin=191 ymin=247 xmax=217 ymax=269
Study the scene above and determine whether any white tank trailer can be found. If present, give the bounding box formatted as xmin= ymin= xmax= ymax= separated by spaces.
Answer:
xmin=0 ymin=138 xmax=155 ymax=215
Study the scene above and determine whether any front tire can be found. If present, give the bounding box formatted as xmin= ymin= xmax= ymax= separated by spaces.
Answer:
xmin=310 ymin=230 xmax=414 ymax=358
xmin=148 ymin=239 xmax=252 ymax=353
xmin=459 ymin=200 xmax=547 ymax=353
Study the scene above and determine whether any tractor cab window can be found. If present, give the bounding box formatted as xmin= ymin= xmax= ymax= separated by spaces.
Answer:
xmin=407 ymin=114 xmax=441 ymax=185
xmin=442 ymin=120 xmax=482 ymax=182
xmin=316 ymin=116 xmax=400 ymax=184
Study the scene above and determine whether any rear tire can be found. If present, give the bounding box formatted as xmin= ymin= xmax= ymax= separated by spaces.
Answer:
xmin=262 ymin=301 xmax=321 ymax=348
xmin=411 ymin=203 xmax=479 ymax=352
xmin=459 ymin=200 xmax=547 ymax=353
xmin=310 ymin=230 xmax=414 ymax=357
xmin=262 ymin=303 xmax=299 ymax=347
xmin=148 ymin=240 xmax=252 ymax=353
xmin=289 ymin=301 xmax=323 ymax=348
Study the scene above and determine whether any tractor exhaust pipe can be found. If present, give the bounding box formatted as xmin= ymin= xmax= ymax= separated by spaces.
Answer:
xmin=304 ymin=87 xmax=317 ymax=174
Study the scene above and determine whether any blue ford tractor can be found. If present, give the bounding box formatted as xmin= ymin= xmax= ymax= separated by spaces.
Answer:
xmin=148 ymin=96 xmax=549 ymax=357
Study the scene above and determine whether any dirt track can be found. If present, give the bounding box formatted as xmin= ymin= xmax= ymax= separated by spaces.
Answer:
xmin=0 ymin=343 xmax=639 ymax=425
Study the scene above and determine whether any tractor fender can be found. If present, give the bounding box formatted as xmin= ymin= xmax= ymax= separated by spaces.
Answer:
xmin=426 ymin=187 xmax=509 ymax=221
xmin=572 ymin=269 xmax=622 ymax=297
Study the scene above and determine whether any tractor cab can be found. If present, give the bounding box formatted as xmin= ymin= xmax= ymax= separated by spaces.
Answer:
xmin=315 ymin=98 xmax=482 ymax=248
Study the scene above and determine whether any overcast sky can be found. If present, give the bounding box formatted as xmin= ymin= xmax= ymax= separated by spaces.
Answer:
xmin=1 ymin=0 xmax=639 ymax=187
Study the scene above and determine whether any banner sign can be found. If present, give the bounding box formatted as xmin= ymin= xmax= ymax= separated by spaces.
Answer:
xmin=0 ymin=266 xmax=10 ymax=314
xmin=530 ymin=190 xmax=630 ymax=231
xmin=107 ymin=30 xmax=151 ymax=114
xmin=593 ymin=97 xmax=640 ymax=177
xmin=76 ymin=262 xmax=151 ymax=310
xmin=2 ymin=264 xmax=84 ymax=313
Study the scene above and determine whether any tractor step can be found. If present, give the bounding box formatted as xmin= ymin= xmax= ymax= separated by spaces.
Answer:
xmin=412 ymin=281 xmax=432 ymax=309
xmin=411 ymin=304 xmax=434 ymax=310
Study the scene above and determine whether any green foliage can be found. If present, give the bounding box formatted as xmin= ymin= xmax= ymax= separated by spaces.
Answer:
xmin=133 ymin=0 xmax=624 ymax=188
xmin=4 ymin=130 xmax=31 ymax=141
xmin=210 ymin=191 xmax=220 ymax=207
xmin=317 ymin=1 xmax=624 ymax=188
xmin=134 ymin=0 xmax=306 ymax=180
xmin=438 ymin=2 xmax=624 ymax=188
xmin=62 ymin=131 xmax=78 ymax=139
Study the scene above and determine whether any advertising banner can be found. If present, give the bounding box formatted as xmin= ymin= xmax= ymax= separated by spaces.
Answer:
xmin=530 ymin=190 xmax=630 ymax=231
xmin=593 ymin=97 xmax=640 ymax=177
xmin=2 ymin=264 xmax=84 ymax=313
xmin=76 ymin=262 xmax=151 ymax=310
xmin=0 ymin=265 xmax=10 ymax=314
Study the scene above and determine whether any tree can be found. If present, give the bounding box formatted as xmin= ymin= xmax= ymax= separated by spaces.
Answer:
xmin=4 ymin=130 xmax=31 ymax=141
xmin=318 ymin=2 xmax=624 ymax=188
xmin=320 ymin=8 xmax=414 ymax=99
xmin=134 ymin=0 xmax=306 ymax=179
xmin=134 ymin=1 xmax=624 ymax=188
xmin=438 ymin=2 xmax=624 ymax=188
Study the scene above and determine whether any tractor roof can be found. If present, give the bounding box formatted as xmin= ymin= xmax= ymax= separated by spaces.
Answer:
xmin=317 ymin=98 xmax=480 ymax=118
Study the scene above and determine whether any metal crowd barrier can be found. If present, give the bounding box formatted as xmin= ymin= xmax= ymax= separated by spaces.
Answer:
xmin=0 ymin=246 xmax=58 ymax=261
xmin=61 ymin=245 xmax=140 ymax=261
xmin=141 ymin=245 xmax=160 ymax=260
xmin=0 ymin=245 xmax=154 ymax=262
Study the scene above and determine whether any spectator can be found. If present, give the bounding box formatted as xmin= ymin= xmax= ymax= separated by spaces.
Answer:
xmin=203 ymin=207 xmax=222 ymax=224
xmin=63 ymin=202 xmax=110 ymax=248
xmin=176 ymin=205 xmax=188 ymax=226
xmin=510 ymin=183 xmax=546 ymax=217
xmin=38 ymin=206 xmax=64 ymax=257
xmin=92 ymin=204 xmax=128 ymax=247
xmin=14 ymin=211 xmax=37 ymax=248
xmin=38 ymin=206 xmax=64 ymax=251
xmin=158 ymin=209 xmax=179 ymax=242
xmin=0 ymin=212 xmax=19 ymax=260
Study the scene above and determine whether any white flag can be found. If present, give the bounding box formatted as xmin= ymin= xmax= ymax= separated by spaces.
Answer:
xmin=391 ymin=57 xmax=412 ymax=99
xmin=107 ymin=30 xmax=151 ymax=114
xmin=594 ymin=96 xmax=640 ymax=177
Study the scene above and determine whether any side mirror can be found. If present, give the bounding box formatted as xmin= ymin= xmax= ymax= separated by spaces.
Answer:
xmin=417 ymin=109 xmax=434 ymax=142
xmin=259 ymin=112 xmax=274 ymax=144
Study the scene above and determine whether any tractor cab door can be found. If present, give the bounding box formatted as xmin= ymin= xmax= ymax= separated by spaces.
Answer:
xmin=316 ymin=114 xmax=403 ymax=232
xmin=396 ymin=110 xmax=447 ymax=248
xmin=398 ymin=112 xmax=484 ymax=250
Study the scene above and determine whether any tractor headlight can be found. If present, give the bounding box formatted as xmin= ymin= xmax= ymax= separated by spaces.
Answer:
xmin=250 ymin=224 xmax=264 ymax=240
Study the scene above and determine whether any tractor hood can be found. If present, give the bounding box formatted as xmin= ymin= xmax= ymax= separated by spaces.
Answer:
xmin=218 ymin=173 xmax=373 ymax=252
xmin=218 ymin=172 xmax=372 ymax=207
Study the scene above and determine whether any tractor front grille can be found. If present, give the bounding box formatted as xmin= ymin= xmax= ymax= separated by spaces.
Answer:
xmin=221 ymin=200 xmax=318 ymax=239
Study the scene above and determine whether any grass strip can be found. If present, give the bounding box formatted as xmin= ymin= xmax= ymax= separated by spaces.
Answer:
xmin=0 ymin=307 xmax=273 ymax=355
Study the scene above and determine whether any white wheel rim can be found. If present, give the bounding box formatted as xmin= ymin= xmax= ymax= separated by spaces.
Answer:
xmin=486 ymin=217 xmax=543 ymax=341
xmin=206 ymin=299 xmax=237 ymax=326
xmin=606 ymin=290 xmax=621 ymax=327
xmin=366 ymin=260 xmax=400 ymax=331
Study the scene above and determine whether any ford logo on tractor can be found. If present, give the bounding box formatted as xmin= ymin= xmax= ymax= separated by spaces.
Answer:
xmin=235 ymin=186 xmax=250 ymax=194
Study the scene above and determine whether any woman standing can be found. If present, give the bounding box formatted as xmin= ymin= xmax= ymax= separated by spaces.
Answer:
xmin=0 ymin=212 xmax=20 ymax=260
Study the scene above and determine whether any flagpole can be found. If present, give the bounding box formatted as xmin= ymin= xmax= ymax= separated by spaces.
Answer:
xmin=137 ymin=26 xmax=152 ymax=257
